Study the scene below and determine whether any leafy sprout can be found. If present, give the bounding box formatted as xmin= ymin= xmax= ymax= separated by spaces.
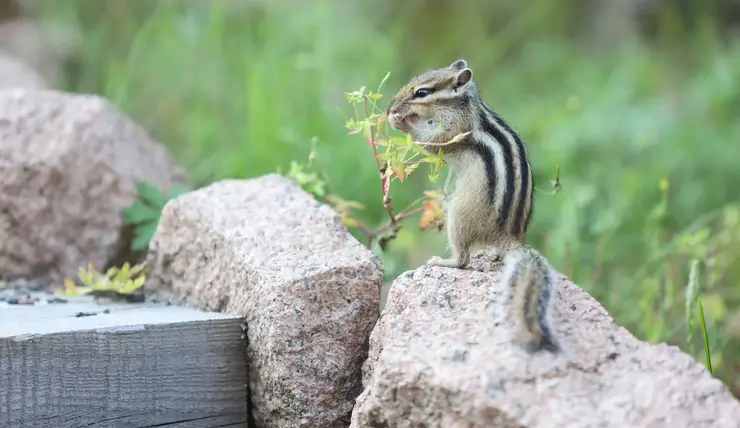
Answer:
xmin=122 ymin=181 xmax=188 ymax=251
xmin=61 ymin=262 xmax=147 ymax=297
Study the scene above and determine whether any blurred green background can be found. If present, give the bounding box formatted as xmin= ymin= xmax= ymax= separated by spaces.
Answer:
xmin=9 ymin=0 xmax=740 ymax=396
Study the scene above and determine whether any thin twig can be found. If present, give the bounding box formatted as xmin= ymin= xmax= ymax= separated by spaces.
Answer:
xmin=345 ymin=93 xmax=460 ymax=249
xmin=363 ymin=97 xmax=398 ymax=225
xmin=394 ymin=206 xmax=425 ymax=222
xmin=414 ymin=131 xmax=471 ymax=147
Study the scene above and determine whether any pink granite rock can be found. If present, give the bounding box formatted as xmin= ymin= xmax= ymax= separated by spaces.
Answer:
xmin=351 ymin=252 xmax=740 ymax=428
xmin=145 ymin=174 xmax=384 ymax=428
xmin=0 ymin=89 xmax=186 ymax=285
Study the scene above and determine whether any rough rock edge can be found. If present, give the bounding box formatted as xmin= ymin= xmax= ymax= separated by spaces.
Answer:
xmin=352 ymin=252 xmax=740 ymax=428
xmin=144 ymin=175 xmax=384 ymax=428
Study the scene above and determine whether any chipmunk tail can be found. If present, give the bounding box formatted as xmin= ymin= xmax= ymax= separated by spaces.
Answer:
xmin=500 ymin=247 xmax=559 ymax=353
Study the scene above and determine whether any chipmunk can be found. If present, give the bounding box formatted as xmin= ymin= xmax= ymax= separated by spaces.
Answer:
xmin=386 ymin=59 xmax=559 ymax=353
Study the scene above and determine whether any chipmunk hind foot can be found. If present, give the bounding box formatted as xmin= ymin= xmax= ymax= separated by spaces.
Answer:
xmin=426 ymin=242 xmax=471 ymax=269
xmin=427 ymin=256 xmax=466 ymax=268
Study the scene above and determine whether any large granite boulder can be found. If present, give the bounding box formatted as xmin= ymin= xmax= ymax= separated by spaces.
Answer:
xmin=0 ymin=89 xmax=186 ymax=285
xmin=351 ymin=252 xmax=740 ymax=428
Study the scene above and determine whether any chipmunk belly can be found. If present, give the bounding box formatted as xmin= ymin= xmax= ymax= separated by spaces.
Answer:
xmin=447 ymin=150 xmax=506 ymax=245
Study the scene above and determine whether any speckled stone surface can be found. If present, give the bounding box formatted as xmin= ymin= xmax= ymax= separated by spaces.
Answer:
xmin=145 ymin=174 xmax=384 ymax=428
xmin=351 ymin=252 xmax=740 ymax=428
xmin=0 ymin=89 xmax=187 ymax=287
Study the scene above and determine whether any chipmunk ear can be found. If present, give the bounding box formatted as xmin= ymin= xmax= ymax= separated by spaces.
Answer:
xmin=454 ymin=67 xmax=473 ymax=89
xmin=449 ymin=59 xmax=468 ymax=70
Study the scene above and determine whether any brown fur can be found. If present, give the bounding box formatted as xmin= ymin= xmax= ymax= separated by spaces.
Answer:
xmin=387 ymin=60 xmax=475 ymax=155
xmin=502 ymin=247 xmax=558 ymax=352
xmin=386 ymin=59 xmax=524 ymax=268
xmin=387 ymin=60 xmax=558 ymax=353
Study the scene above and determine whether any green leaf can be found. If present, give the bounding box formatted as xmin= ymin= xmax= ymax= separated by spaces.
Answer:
xmin=130 ymin=263 xmax=145 ymax=276
xmin=124 ymin=275 xmax=146 ymax=293
xmin=114 ymin=263 xmax=131 ymax=283
xmin=78 ymin=264 xmax=95 ymax=287
xmin=135 ymin=181 xmax=169 ymax=208
xmin=169 ymin=185 xmax=189 ymax=198
xmin=404 ymin=163 xmax=420 ymax=176
xmin=123 ymin=181 xmax=188 ymax=253
xmin=697 ymin=298 xmax=713 ymax=374
xmin=131 ymin=221 xmax=159 ymax=251
xmin=131 ymin=234 xmax=151 ymax=252
xmin=106 ymin=266 xmax=119 ymax=279
xmin=122 ymin=203 xmax=161 ymax=225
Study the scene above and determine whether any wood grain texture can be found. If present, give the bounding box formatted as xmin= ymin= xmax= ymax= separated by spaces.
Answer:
xmin=0 ymin=300 xmax=248 ymax=428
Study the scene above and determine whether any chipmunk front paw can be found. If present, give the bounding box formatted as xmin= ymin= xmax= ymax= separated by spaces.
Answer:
xmin=426 ymin=256 xmax=465 ymax=269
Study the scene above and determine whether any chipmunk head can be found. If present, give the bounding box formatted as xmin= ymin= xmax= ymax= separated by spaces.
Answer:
xmin=387 ymin=59 xmax=476 ymax=144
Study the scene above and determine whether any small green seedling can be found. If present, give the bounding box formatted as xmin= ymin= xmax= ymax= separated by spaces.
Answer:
xmin=62 ymin=262 xmax=147 ymax=297
xmin=122 ymin=181 xmax=188 ymax=251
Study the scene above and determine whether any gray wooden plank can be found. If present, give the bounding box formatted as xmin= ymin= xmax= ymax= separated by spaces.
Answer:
xmin=0 ymin=297 xmax=248 ymax=428
xmin=0 ymin=295 xmax=236 ymax=337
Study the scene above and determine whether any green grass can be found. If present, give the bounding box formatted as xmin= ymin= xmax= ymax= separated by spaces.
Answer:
xmin=29 ymin=0 xmax=740 ymax=396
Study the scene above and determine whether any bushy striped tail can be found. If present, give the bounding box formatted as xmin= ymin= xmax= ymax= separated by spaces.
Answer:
xmin=500 ymin=246 xmax=559 ymax=353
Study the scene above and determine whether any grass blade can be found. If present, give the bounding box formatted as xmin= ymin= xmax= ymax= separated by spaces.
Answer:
xmin=697 ymin=298 xmax=713 ymax=374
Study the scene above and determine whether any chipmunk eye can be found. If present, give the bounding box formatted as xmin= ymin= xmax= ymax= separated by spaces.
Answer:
xmin=413 ymin=88 xmax=431 ymax=98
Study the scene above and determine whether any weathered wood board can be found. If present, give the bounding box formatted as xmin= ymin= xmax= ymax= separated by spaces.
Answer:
xmin=0 ymin=296 xmax=248 ymax=428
